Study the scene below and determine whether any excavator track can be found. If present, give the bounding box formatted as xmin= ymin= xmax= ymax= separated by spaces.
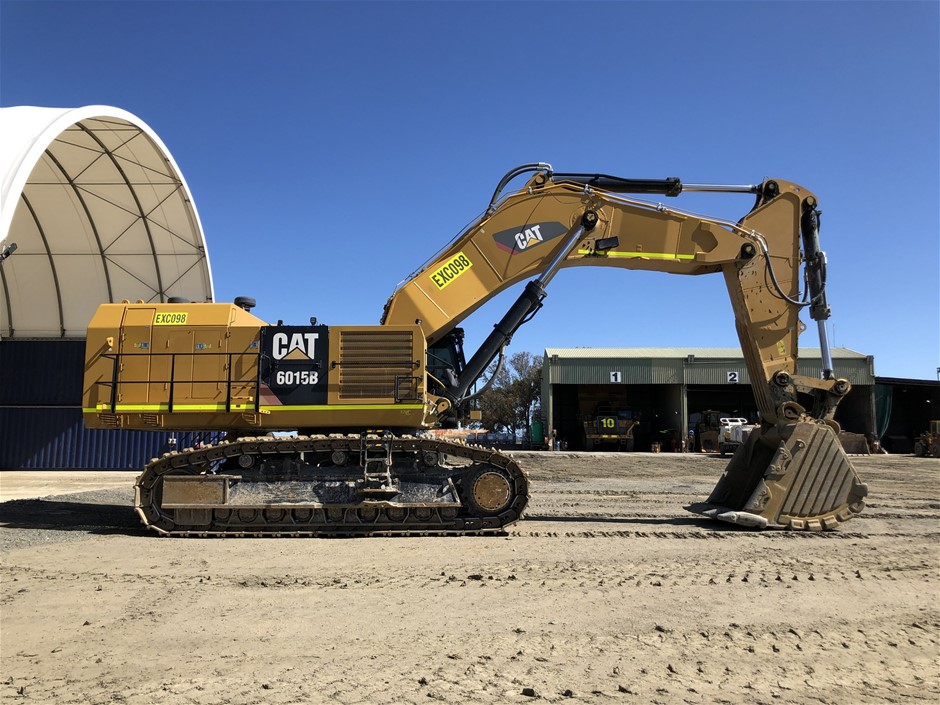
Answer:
xmin=135 ymin=434 xmax=529 ymax=537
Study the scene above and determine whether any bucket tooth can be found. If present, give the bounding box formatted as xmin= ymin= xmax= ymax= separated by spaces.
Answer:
xmin=687 ymin=421 xmax=868 ymax=530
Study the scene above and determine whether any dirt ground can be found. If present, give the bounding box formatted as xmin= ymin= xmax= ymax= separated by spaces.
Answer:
xmin=1 ymin=452 xmax=937 ymax=705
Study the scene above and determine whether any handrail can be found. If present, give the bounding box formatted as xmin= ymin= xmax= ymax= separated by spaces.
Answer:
xmin=94 ymin=350 xmax=260 ymax=414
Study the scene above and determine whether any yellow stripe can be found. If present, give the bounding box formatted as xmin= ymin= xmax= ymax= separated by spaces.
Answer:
xmin=262 ymin=404 xmax=425 ymax=412
xmin=578 ymin=249 xmax=695 ymax=261
xmin=84 ymin=403 xmax=423 ymax=413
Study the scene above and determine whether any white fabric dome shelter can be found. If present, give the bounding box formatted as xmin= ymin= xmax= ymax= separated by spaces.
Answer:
xmin=0 ymin=106 xmax=214 ymax=339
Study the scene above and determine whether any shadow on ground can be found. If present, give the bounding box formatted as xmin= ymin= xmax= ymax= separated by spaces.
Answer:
xmin=523 ymin=514 xmax=744 ymax=530
xmin=0 ymin=498 xmax=142 ymax=534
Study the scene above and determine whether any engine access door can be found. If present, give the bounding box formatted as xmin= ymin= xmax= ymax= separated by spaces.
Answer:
xmin=118 ymin=307 xmax=156 ymax=406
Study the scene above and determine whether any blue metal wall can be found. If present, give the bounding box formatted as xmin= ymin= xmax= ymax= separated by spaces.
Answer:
xmin=0 ymin=407 xmax=208 ymax=470
xmin=0 ymin=340 xmax=85 ymax=405
xmin=0 ymin=339 xmax=210 ymax=470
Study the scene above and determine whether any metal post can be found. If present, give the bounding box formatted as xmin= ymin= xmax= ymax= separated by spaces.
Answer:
xmin=169 ymin=353 xmax=176 ymax=413
xmin=226 ymin=352 xmax=233 ymax=413
xmin=109 ymin=354 xmax=119 ymax=413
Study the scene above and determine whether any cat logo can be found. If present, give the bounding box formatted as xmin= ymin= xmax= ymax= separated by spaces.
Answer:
xmin=492 ymin=221 xmax=568 ymax=254
xmin=514 ymin=224 xmax=544 ymax=250
xmin=272 ymin=332 xmax=319 ymax=360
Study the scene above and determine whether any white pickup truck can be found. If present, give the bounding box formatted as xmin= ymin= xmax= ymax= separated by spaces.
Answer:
xmin=719 ymin=417 xmax=754 ymax=457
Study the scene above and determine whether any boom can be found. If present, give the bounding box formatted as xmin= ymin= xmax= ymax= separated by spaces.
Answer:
xmin=383 ymin=165 xmax=833 ymax=424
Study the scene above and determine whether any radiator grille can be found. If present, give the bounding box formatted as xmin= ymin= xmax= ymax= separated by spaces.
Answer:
xmin=338 ymin=330 xmax=415 ymax=400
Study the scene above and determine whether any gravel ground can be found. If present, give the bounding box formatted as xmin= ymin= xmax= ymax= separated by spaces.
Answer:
xmin=1 ymin=452 xmax=937 ymax=705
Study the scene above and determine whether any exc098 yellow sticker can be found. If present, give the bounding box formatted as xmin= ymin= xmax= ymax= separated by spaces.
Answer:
xmin=154 ymin=312 xmax=189 ymax=325
xmin=429 ymin=252 xmax=473 ymax=290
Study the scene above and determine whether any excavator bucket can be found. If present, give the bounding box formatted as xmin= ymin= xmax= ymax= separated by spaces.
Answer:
xmin=687 ymin=421 xmax=868 ymax=530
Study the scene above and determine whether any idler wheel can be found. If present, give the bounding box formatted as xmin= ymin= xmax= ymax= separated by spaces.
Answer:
xmin=465 ymin=468 xmax=513 ymax=516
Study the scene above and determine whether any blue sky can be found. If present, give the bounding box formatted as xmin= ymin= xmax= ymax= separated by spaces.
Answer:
xmin=2 ymin=0 xmax=938 ymax=380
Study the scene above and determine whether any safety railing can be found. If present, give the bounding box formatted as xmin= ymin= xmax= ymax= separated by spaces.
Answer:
xmin=93 ymin=351 xmax=261 ymax=414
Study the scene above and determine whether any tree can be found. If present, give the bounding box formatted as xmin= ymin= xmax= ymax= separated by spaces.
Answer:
xmin=477 ymin=351 xmax=542 ymax=444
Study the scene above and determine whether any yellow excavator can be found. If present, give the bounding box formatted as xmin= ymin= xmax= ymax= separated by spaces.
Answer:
xmin=83 ymin=163 xmax=868 ymax=535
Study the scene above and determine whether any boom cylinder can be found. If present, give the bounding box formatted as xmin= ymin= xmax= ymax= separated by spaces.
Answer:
xmin=446 ymin=214 xmax=596 ymax=404
xmin=448 ymin=279 xmax=547 ymax=403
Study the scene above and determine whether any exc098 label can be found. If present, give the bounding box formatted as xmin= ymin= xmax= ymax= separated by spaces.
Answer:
xmin=429 ymin=252 xmax=473 ymax=290
xmin=154 ymin=312 xmax=188 ymax=325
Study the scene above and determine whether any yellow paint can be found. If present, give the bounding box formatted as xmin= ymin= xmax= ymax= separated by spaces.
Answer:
xmin=85 ymin=403 xmax=423 ymax=414
xmin=262 ymin=404 xmax=425 ymax=412
xmin=578 ymin=249 xmax=695 ymax=261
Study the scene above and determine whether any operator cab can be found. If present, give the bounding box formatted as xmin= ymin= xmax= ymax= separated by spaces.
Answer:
xmin=426 ymin=328 xmax=466 ymax=396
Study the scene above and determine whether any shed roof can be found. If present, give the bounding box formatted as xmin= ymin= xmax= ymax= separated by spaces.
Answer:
xmin=542 ymin=346 xmax=873 ymax=386
xmin=544 ymin=347 xmax=868 ymax=360
xmin=0 ymin=106 xmax=213 ymax=339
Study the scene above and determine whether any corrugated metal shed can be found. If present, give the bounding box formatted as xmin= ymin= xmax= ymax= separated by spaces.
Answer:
xmin=0 ymin=339 xmax=217 ymax=469
xmin=0 ymin=407 xmax=210 ymax=470
xmin=0 ymin=339 xmax=85 ymax=405
xmin=545 ymin=347 xmax=747 ymax=359
xmin=540 ymin=346 xmax=879 ymax=448
xmin=543 ymin=347 xmax=874 ymax=386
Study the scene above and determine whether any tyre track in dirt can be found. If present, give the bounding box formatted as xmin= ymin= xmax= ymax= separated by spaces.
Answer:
xmin=1 ymin=452 xmax=937 ymax=705
xmin=5 ymin=551 xmax=933 ymax=595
